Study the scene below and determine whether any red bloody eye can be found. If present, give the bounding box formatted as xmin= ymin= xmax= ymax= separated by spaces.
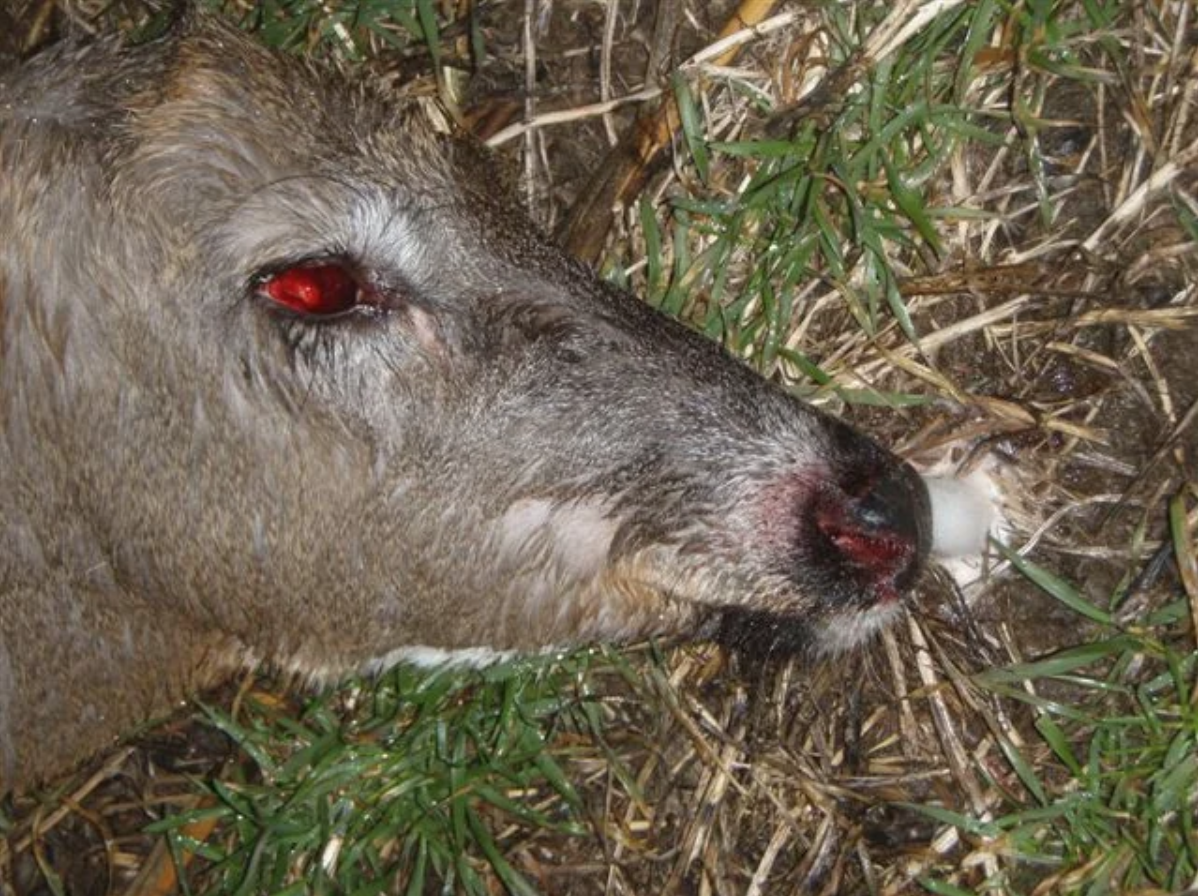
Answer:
xmin=259 ymin=264 xmax=359 ymax=316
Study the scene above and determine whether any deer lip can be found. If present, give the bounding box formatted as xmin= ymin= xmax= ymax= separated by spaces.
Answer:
xmin=809 ymin=470 xmax=929 ymax=605
xmin=816 ymin=502 xmax=918 ymax=586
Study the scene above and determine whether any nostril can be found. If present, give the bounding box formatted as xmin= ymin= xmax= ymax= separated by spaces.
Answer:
xmin=856 ymin=466 xmax=928 ymax=548
xmin=814 ymin=465 xmax=932 ymax=593
xmin=856 ymin=490 xmax=900 ymax=531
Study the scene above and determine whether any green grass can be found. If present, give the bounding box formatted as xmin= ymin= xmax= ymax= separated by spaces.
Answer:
xmin=206 ymin=0 xmax=436 ymax=60
xmin=150 ymin=653 xmax=615 ymax=894
xmin=926 ymin=551 xmax=1197 ymax=893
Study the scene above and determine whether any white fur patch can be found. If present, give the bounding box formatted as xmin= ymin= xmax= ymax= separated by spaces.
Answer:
xmin=919 ymin=456 xmax=1011 ymax=595
xmin=363 ymin=645 xmax=519 ymax=673
xmin=497 ymin=498 xmax=618 ymax=582
xmin=218 ymin=188 xmax=432 ymax=290
xmin=925 ymin=472 xmax=998 ymax=557
xmin=813 ymin=601 xmax=905 ymax=655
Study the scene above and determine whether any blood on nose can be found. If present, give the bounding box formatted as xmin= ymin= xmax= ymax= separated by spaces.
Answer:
xmin=814 ymin=466 xmax=931 ymax=600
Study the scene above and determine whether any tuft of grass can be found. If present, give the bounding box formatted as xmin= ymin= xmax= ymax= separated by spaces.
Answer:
xmin=926 ymin=552 xmax=1198 ymax=893
xmin=148 ymin=654 xmax=610 ymax=894
xmin=210 ymin=0 xmax=436 ymax=61
xmin=609 ymin=0 xmax=1020 ymax=412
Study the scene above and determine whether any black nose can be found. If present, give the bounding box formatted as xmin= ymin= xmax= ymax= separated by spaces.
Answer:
xmin=858 ymin=467 xmax=930 ymax=554
xmin=815 ymin=464 xmax=932 ymax=597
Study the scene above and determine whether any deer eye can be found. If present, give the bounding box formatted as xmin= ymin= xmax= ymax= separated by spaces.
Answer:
xmin=257 ymin=263 xmax=363 ymax=316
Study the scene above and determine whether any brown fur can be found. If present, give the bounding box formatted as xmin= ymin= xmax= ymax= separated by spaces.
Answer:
xmin=0 ymin=14 xmax=930 ymax=790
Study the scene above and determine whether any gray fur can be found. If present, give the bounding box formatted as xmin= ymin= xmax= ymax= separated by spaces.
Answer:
xmin=0 ymin=14 xmax=931 ymax=790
